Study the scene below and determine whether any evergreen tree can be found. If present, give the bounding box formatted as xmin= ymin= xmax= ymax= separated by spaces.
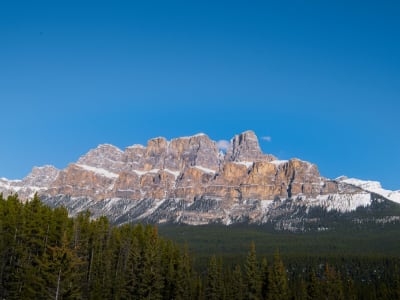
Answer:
xmin=376 ymin=282 xmax=390 ymax=300
xmin=138 ymin=226 xmax=164 ymax=300
xmin=3 ymin=194 xmax=400 ymax=300
xmin=322 ymin=263 xmax=344 ymax=300
xmin=109 ymin=225 xmax=132 ymax=300
xmin=293 ymin=278 xmax=308 ymax=300
xmin=126 ymin=234 xmax=142 ymax=298
xmin=307 ymin=269 xmax=321 ymax=300
xmin=245 ymin=242 xmax=261 ymax=300
xmin=343 ymin=276 xmax=357 ymax=300
xmin=15 ymin=194 xmax=51 ymax=298
xmin=176 ymin=244 xmax=194 ymax=300
xmin=205 ymin=255 xmax=224 ymax=300
xmin=193 ymin=274 xmax=204 ymax=300
xmin=46 ymin=230 xmax=83 ymax=299
xmin=87 ymin=216 xmax=112 ymax=299
xmin=392 ymin=264 xmax=400 ymax=300
xmin=0 ymin=194 xmax=23 ymax=298
xmin=260 ymin=257 xmax=269 ymax=300
xmin=268 ymin=250 xmax=288 ymax=300
xmin=160 ymin=240 xmax=179 ymax=300
xmin=231 ymin=264 xmax=244 ymax=300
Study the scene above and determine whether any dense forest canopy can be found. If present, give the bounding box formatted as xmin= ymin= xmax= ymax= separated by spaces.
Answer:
xmin=0 ymin=193 xmax=399 ymax=299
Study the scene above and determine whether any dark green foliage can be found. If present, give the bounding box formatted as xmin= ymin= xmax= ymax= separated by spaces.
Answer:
xmin=307 ymin=269 xmax=321 ymax=300
xmin=1 ymin=194 xmax=400 ymax=299
xmin=245 ymin=242 xmax=261 ymax=300
xmin=260 ymin=257 xmax=270 ymax=300
xmin=0 ymin=194 xmax=195 ymax=299
xmin=230 ymin=264 xmax=244 ymax=300
xmin=268 ymin=250 xmax=289 ymax=300
xmin=393 ymin=265 xmax=400 ymax=300
xmin=158 ymin=223 xmax=400 ymax=258
xmin=321 ymin=263 xmax=344 ymax=300
xmin=205 ymin=255 xmax=224 ymax=300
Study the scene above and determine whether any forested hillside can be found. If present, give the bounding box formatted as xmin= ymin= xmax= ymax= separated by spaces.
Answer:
xmin=1 ymin=194 xmax=400 ymax=299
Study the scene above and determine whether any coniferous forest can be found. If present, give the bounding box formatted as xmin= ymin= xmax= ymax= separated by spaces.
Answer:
xmin=1 ymin=194 xmax=400 ymax=299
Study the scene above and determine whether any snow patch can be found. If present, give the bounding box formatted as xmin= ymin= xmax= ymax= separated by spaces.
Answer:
xmin=132 ymin=169 xmax=160 ymax=176
xmin=193 ymin=166 xmax=216 ymax=174
xmin=138 ymin=199 xmax=166 ymax=219
xmin=192 ymin=133 xmax=207 ymax=137
xmin=234 ymin=161 xmax=254 ymax=168
xmin=164 ymin=169 xmax=180 ymax=179
xmin=126 ymin=144 xmax=145 ymax=149
xmin=339 ymin=178 xmax=400 ymax=204
xmin=270 ymin=160 xmax=288 ymax=166
xmin=97 ymin=144 xmax=123 ymax=153
xmin=310 ymin=193 xmax=372 ymax=213
xmin=75 ymin=164 xmax=119 ymax=179
xmin=31 ymin=165 xmax=58 ymax=171
xmin=0 ymin=177 xmax=22 ymax=183
xmin=341 ymin=178 xmax=382 ymax=190
xmin=260 ymin=200 xmax=273 ymax=210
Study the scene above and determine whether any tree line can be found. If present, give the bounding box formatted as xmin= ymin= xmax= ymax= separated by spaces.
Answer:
xmin=0 ymin=193 xmax=399 ymax=299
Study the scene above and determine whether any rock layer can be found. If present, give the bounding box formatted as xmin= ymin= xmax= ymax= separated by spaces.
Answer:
xmin=43 ymin=131 xmax=330 ymax=203
xmin=1 ymin=130 xmax=398 ymax=228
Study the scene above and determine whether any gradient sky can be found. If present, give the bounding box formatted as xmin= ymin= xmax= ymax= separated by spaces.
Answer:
xmin=0 ymin=1 xmax=399 ymax=189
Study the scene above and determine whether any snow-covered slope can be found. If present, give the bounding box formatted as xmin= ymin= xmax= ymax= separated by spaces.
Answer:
xmin=338 ymin=177 xmax=400 ymax=204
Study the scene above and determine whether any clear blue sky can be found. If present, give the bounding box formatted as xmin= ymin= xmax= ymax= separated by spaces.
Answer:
xmin=0 ymin=1 xmax=399 ymax=189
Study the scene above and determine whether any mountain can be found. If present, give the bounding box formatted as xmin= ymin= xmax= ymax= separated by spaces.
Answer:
xmin=1 ymin=130 xmax=399 ymax=231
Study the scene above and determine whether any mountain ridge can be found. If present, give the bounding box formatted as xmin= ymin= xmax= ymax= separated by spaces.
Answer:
xmin=1 ymin=130 xmax=399 ymax=230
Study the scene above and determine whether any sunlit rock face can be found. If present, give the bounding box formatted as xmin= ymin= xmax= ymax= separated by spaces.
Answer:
xmin=2 ymin=131 xmax=399 ymax=229
xmin=225 ymin=130 xmax=276 ymax=163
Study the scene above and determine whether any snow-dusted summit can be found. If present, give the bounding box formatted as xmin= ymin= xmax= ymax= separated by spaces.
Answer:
xmin=1 ymin=131 xmax=399 ymax=230
xmin=337 ymin=177 xmax=400 ymax=204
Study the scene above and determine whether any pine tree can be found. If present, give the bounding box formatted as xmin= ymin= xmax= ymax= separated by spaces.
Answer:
xmin=109 ymin=226 xmax=131 ymax=300
xmin=16 ymin=194 xmax=51 ymax=298
xmin=46 ymin=230 xmax=83 ymax=299
xmin=322 ymin=263 xmax=344 ymax=300
xmin=294 ymin=278 xmax=308 ymax=300
xmin=205 ymin=255 xmax=224 ymax=300
xmin=176 ymin=244 xmax=194 ymax=300
xmin=72 ymin=210 xmax=91 ymax=298
xmin=159 ymin=240 xmax=179 ymax=300
xmin=231 ymin=264 xmax=244 ymax=300
xmin=268 ymin=250 xmax=288 ymax=300
xmin=0 ymin=196 xmax=208 ymax=299
xmin=392 ymin=264 xmax=400 ymax=300
xmin=193 ymin=274 xmax=204 ymax=300
xmin=343 ymin=275 xmax=357 ymax=300
xmin=307 ymin=269 xmax=321 ymax=300
xmin=138 ymin=226 xmax=164 ymax=300
xmin=245 ymin=242 xmax=261 ymax=300
xmin=260 ymin=257 xmax=269 ymax=300
xmin=126 ymin=234 xmax=142 ymax=298
xmin=87 ymin=216 xmax=113 ymax=299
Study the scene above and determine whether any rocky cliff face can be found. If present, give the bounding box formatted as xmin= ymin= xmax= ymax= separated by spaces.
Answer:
xmin=1 ymin=130 xmax=399 ymax=230
xmin=225 ymin=130 xmax=275 ymax=162
xmin=0 ymin=165 xmax=59 ymax=199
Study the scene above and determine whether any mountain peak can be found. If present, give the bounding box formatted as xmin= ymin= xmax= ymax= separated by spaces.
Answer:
xmin=1 ymin=131 xmax=399 ymax=230
xmin=338 ymin=177 xmax=400 ymax=204
xmin=225 ymin=130 xmax=275 ymax=162
xmin=77 ymin=143 xmax=125 ymax=171
xmin=22 ymin=165 xmax=60 ymax=188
